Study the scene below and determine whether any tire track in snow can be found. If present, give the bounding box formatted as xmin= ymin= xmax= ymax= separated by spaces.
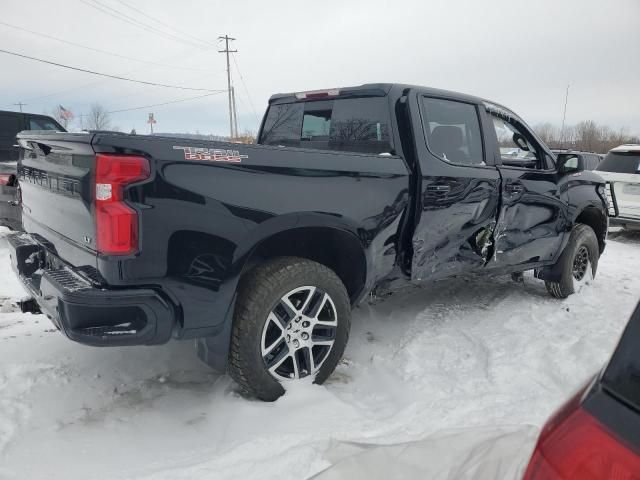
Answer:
xmin=0 ymin=363 xmax=58 ymax=455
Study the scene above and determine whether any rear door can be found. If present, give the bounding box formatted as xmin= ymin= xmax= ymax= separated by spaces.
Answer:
xmin=409 ymin=93 xmax=501 ymax=281
xmin=484 ymin=107 xmax=569 ymax=270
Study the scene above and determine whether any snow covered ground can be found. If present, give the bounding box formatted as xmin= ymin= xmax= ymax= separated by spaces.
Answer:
xmin=0 ymin=227 xmax=639 ymax=480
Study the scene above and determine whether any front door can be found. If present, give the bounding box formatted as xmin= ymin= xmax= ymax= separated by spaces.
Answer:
xmin=410 ymin=94 xmax=501 ymax=282
xmin=483 ymin=107 xmax=570 ymax=270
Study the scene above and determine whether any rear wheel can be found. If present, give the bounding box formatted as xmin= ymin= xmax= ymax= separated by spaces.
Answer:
xmin=545 ymin=224 xmax=599 ymax=299
xmin=228 ymin=257 xmax=350 ymax=401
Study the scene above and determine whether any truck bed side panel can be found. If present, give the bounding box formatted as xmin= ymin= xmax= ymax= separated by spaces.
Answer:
xmin=91 ymin=135 xmax=410 ymax=336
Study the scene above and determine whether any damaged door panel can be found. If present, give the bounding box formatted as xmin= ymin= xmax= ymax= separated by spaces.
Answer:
xmin=471 ymin=222 xmax=496 ymax=262
xmin=483 ymin=109 xmax=571 ymax=271
xmin=411 ymin=177 xmax=501 ymax=281
xmin=408 ymin=93 xmax=501 ymax=282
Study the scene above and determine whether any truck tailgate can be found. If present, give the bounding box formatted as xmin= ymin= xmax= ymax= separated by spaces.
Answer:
xmin=18 ymin=132 xmax=97 ymax=267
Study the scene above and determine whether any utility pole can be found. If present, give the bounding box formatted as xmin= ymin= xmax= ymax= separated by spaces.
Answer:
xmin=560 ymin=84 xmax=570 ymax=147
xmin=147 ymin=112 xmax=156 ymax=135
xmin=13 ymin=102 xmax=26 ymax=112
xmin=231 ymin=86 xmax=239 ymax=139
xmin=78 ymin=113 xmax=86 ymax=131
xmin=218 ymin=35 xmax=237 ymax=139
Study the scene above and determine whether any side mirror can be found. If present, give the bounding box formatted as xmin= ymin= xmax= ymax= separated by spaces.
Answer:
xmin=557 ymin=153 xmax=584 ymax=174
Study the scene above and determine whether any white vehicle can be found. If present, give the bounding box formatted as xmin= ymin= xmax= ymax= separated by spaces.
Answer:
xmin=596 ymin=144 xmax=640 ymax=229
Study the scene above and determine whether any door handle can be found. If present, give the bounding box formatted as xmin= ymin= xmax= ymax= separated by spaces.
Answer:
xmin=427 ymin=184 xmax=451 ymax=194
xmin=505 ymin=184 xmax=524 ymax=194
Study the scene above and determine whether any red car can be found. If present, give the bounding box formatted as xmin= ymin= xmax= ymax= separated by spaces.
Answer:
xmin=524 ymin=302 xmax=640 ymax=479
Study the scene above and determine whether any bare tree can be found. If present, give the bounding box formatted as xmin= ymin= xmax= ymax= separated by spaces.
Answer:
xmin=575 ymin=120 xmax=599 ymax=152
xmin=85 ymin=103 xmax=111 ymax=131
xmin=533 ymin=122 xmax=559 ymax=146
xmin=236 ymin=129 xmax=256 ymax=144
xmin=534 ymin=120 xmax=639 ymax=152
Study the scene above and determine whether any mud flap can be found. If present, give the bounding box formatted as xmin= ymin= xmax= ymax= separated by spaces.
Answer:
xmin=195 ymin=293 xmax=237 ymax=373
xmin=534 ymin=250 xmax=567 ymax=282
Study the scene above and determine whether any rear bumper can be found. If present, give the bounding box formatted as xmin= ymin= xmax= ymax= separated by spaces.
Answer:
xmin=0 ymin=184 xmax=21 ymax=231
xmin=8 ymin=232 xmax=176 ymax=346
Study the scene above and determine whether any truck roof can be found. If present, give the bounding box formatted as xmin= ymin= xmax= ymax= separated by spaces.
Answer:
xmin=611 ymin=144 xmax=640 ymax=153
xmin=268 ymin=83 xmax=493 ymax=107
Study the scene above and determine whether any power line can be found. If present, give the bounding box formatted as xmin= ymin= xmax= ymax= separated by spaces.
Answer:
xmin=3 ymin=46 xmax=213 ymax=108
xmin=231 ymin=52 xmax=260 ymax=125
xmin=80 ymin=0 xmax=199 ymax=47
xmin=0 ymin=20 xmax=219 ymax=73
xmin=108 ymin=91 xmax=224 ymax=114
xmin=114 ymin=0 xmax=217 ymax=48
xmin=79 ymin=0 xmax=210 ymax=49
xmin=0 ymin=48 xmax=224 ymax=92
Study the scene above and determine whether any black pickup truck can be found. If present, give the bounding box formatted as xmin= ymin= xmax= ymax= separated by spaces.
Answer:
xmin=9 ymin=84 xmax=608 ymax=401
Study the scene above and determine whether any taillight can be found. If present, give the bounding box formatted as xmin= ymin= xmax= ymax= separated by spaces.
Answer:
xmin=0 ymin=173 xmax=14 ymax=186
xmin=95 ymin=154 xmax=150 ymax=255
xmin=524 ymin=393 xmax=640 ymax=479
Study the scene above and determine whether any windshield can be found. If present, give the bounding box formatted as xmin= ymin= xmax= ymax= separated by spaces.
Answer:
xmin=29 ymin=117 xmax=64 ymax=131
xmin=596 ymin=151 xmax=640 ymax=174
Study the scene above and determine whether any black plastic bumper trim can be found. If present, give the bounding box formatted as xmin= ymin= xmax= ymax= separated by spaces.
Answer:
xmin=7 ymin=232 xmax=176 ymax=346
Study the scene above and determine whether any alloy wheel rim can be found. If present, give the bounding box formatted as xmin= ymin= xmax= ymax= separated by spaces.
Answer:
xmin=261 ymin=286 xmax=338 ymax=381
xmin=572 ymin=245 xmax=590 ymax=281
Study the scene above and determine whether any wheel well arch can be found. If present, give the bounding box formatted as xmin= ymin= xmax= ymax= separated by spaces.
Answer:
xmin=575 ymin=207 xmax=607 ymax=253
xmin=242 ymin=227 xmax=368 ymax=304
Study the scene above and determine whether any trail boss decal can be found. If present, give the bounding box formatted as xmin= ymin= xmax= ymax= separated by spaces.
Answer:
xmin=173 ymin=146 xmax=248 ymax=163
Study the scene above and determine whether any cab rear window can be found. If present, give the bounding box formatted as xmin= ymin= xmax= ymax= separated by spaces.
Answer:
xmin=260 ymin=97 xmax=393 ymax=155
xmin=596 ymin=152 xmax=640 ymax=174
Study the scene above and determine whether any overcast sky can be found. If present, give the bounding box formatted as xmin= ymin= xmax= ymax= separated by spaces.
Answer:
xmin=1 ymin=0 xmax=638 ymax=136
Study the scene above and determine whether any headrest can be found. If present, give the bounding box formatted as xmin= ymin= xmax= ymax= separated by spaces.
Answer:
xmin=431 ymin=126 xmax=464 ymax=151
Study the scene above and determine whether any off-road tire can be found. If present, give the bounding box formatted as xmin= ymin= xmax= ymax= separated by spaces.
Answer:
xmin=228 ymin=256 xmax=351 ymax=401
xmin=545 ymin=224 xmax=599 ymax=299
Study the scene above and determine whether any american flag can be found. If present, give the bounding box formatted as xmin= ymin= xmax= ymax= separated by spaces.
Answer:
xmin=59 ymin=105 xmax=74 ymax=120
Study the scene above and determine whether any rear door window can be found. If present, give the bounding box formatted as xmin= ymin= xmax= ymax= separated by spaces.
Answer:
xmin=260 ymin=97 xmax=393 ymax=155
xmin=596 ymin=152 xmax=640 ymax=174
xmin=421 ymin=97 xmax=485 ymax=166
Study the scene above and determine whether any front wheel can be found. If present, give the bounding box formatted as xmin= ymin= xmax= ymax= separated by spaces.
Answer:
xmin=545 ymin=224 xmax=599 ymax=299
xmin=228 ymin=257 xmax=351 ymax=401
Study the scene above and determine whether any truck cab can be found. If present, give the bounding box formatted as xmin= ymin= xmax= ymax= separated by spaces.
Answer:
xmin=258 ymin=85 xmax=608 ymax=284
